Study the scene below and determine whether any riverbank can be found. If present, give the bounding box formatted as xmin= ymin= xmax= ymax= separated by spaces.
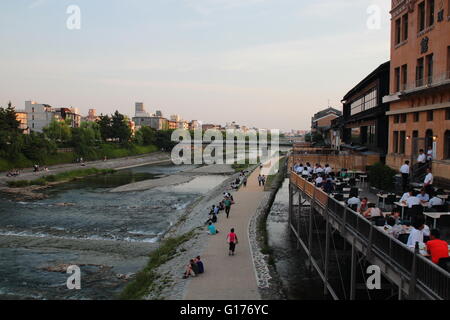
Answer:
xmin=0 ymin=152 xmax=171 ymax=200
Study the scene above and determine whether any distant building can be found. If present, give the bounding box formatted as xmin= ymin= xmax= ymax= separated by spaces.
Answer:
xmin=170 ymin=114 xmax=181 ymax=122
xmin=155 ymin=110 xmax=163 ymax=118
xmin=84 ymin=109 xmax=99 ymax=122
xmin=202 ymin=124 xmax=221 ymax=131
xmin=135 ymin=102 xmax=151 ymax=117
xmin=338 ymin=61 xmax=390 ymax=158
xmin=178 ymin=121 xmax=189 ymax=130
xmin=311 ymin=107 xmax=342 ymax=145
xmin=15 ymin=110 xmax=29 ymax=134
xmin=190 ymin=120 xmax=202 ymax=130
xmin=168 ymin=120 xmax=178 ymax=130
xmin=25 ymin=101 xmax=56 ymax=132
xmin=55 ymin=107 xmax=81 ymax=128
xmin=133 ymin=116 xmax=168 ymax=131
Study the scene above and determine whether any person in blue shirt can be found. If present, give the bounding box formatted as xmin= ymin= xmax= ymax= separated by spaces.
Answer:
xmin=416 ymin=189 xmax=430 ymax=203
xmin=195 ymin=256 xmax=204 ymax=274
xmin=208 ymin=222 xmax=218 ymax=235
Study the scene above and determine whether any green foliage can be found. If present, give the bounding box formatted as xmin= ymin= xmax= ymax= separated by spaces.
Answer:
xmin=96 ymin=111 xmax=132 ymax=143
xmin=43 ymin=119 xmax=72 ymax=144
xmin=119 ymin=231 xmax=195 ymax=300
xmin=368 ymin=162 xmax=397 ymax=192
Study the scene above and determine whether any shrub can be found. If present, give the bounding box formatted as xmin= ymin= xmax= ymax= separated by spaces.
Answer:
xmin=368 ymin=162 xmax=396 ymax=192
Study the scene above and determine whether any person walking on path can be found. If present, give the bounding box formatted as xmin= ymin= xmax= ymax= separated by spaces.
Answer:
xmin=261 ymin=175 xmax=266 ymax=187
xmin=242 ymin=176 xmax=247 ymax=187
xmin=227 ymin=228 xmax=238 ymax=256
xmin=257 ymin=174 xmax=262 ymax=186
xmin=224 ymin=197 xmax=232 ymax=218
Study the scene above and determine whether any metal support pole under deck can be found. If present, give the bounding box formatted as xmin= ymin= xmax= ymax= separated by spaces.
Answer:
xmin=350 ymin=238 xmax=357 ymax=300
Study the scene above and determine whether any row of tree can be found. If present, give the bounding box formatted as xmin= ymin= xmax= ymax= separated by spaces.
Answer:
xmin=0 ymin=102 xmax=176 ymax=166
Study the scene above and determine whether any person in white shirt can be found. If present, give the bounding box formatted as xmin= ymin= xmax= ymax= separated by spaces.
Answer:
xmin=406 ymin=195 xmax=421 ymax=208
xmin=407 ymin=216 xmax=429 ymax=248
xmin=363 ymin=203 xmax=382 ymax=219
xmin=428 ymin=196 xmax=443 ymax=208
xmin=416 ymin=189 xmax=429 ymax=203
xmin=301 ymin=169 xmax=310 ymax=177
xmin=399 ymin=161 xmax=410 ymax=191
xmin=316 ymin=166 xmax=324 ymax=174
xmin=417 ymin=149 xmax=426 ymax=164
xmin=400 ymin=190 xmax=412 ymax=203
xmin=324 ymin=164 xmax=332 ymax=175
xmin=426 ymin=146 xmax=433 ymax=162
xmin=347 ymin=196 xmax=361 ymax=207
xmin=315 ymin=175 xmax=323 ymax=186
xmin=424 ymin=168 xmax=433 ymax=186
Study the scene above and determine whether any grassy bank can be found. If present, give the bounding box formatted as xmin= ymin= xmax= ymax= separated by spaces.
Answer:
xmin=264 ymin=157 xmax=287 ymax=191
xmin=7 ymin=168 xmax=116 ymax=188
xmin=119 ymin=230 xmax=195 ymax=300
xmin=0 ymin=144 xmax=158 ymax=172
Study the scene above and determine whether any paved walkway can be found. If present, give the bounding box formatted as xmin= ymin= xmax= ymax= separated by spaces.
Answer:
xmin=184 ymin=166 xmax=270 ymax=300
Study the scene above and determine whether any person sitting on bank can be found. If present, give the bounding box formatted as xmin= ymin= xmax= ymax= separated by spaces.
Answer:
xmin=195 ymin=256 xmax=204 ymax=274
xmin=183 ymin=260 xmax=196 ymax=279
xmin=362 ymin=203 xmax=382 ymax=219
xmin=207 ymin=222 xmax=218 ymax=235
xmin=426 ymin=229 xmax=449 ymax=264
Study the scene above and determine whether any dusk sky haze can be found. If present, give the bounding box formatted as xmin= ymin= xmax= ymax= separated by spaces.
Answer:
xmin=0 ymin=0 xmax=391 ymax=130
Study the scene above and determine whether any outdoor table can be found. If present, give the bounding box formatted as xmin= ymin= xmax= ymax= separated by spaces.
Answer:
xmin=424 ymin=212 xmax=450 ymax=229
xmin=377 ymin=193 xmax=391 ymax=209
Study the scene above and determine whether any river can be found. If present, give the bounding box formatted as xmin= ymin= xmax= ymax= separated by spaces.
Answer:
xmin=0 ymin=163 xmax=228 ymax=300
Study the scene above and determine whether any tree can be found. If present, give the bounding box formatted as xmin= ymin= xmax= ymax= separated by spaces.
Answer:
xmin=43 ymin=119 xmax=72 ymax=145
xmin=97 ymin=114 xmax=112 ymax=142
xmin=22 ymin=132 xmax=57 ymax=163
xmin=71 ymin=122 xmax=102 ymax=157
xmin=0 ymin=102 xmax=23 ymax=159
xmin=136 ymin=126 xmax=157 ymax=146
xmin=111 ymin=111 xmax=131 ymax=143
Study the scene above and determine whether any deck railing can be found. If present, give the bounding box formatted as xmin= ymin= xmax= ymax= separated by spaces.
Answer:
xmin=290 ymin=171 xmax=450 ymax=300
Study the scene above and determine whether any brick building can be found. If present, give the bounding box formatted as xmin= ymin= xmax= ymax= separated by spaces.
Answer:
xmin=383 ymin=0 xmax=450 ymax=182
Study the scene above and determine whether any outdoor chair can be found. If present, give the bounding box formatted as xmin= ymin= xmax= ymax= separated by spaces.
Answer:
xmin=398 ymin=234 xmax=409 ymax=244
xmin=385 ymin=194 xmax=397 ymax=211
xmin=374 ymin=216 xmax=386 ymax=227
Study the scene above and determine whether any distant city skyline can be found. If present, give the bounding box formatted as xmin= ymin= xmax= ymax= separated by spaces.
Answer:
xmin=0 ymin=0 xmax=390 ymax=131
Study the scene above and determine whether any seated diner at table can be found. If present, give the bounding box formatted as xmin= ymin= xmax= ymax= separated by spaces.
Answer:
xmin=362 ymin=203 xmax=382 ymax=219
xmin=406 ymin=216 xmax=430 ymax=249
xmin=426 ymin=229 xmax=449 ymax=264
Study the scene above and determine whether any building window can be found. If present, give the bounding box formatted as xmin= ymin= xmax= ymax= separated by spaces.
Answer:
xmin=418 ymin=1 xmax=426 ymax=32
xmin=427 ymin=110 xmax=434 ymax=121
xmin=32 ymin=123 xmax=34 ymax=129
xmin=445 ymin=131 xmax=450 ymax=159
xmin=395 ymin=18 xmax=402 ymax=44
xmin=395 ymin=67 xmax=401 ymax=92
xmin=412 ymin=130 xmax=419 ymax=139
xmin=32 ymin=115 xmax=34 ymax=121
xmin=400 ymin=114 xmax=407 ymax=123
xmin=426 ymin=53 xmax=434 ymax=84
xmin=399 ymin=131 xmax=406 ymax=154
xmin=416 ymin=57 xmax=424 ymax=86
xmin=393 ymin=131 xmax=399 ymax=153
xmin=401 ymin=64 xmax=408 ymax=90
xmin=446 ymin=108 xmax=450 ymax=120
xmin=427 ymin=0 xmax=435 ymax=27
xmin=394 ymin=114 xmax=400 ymax=123
xmin=350 ymin=88 xmax=378 ymax=116
xmin=414 ymin=112 xmax=420 ymax=122
xmin=402 ymin=13 xmax=409 ymax=41
xmin=32 ymin=107 xmax=35 ymax=113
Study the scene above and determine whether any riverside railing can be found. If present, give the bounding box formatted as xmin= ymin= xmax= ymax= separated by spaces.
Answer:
xmin=290 ymin=171 xmax=450 ymax=300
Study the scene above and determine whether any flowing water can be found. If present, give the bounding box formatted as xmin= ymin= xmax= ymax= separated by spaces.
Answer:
xmin=267 ymin=178 xmax=328 ymax=300
xmin=0 ymin=163 xmax=228 ymax=300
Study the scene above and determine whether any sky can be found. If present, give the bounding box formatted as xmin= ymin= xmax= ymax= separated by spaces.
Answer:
xmin=0 ymin=0 xmax=391 ymax=131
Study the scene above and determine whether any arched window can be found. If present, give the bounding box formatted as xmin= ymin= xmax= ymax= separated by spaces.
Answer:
xmin=445 ymin=130 xmax=450 ymax=160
